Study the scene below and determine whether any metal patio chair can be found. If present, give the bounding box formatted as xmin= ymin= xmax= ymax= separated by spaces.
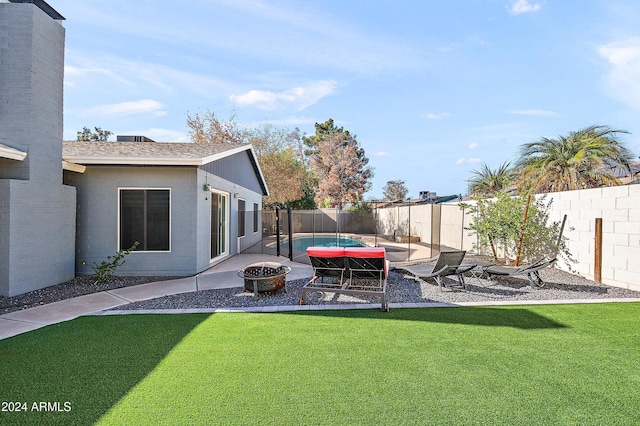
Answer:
xmin=485 ymin=257 xmax=557 ymax=288
xmin=393 ymin=250 xmax=476 ymax=290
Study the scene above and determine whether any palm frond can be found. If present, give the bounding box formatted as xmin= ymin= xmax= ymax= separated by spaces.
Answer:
xmin=515 ymin=125 xmax=633 ymax=193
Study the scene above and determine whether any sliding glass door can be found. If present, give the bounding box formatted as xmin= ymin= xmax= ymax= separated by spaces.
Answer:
xmin=210 ymin=191 xmax=228 ymax=260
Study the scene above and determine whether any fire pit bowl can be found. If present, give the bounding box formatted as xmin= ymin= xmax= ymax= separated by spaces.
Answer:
xmin=238 ymin=262 xmax=291 ymax=295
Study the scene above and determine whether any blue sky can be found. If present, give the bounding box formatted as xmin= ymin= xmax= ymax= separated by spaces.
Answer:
xmin=55 ymin=0 xmax=640 ymax=199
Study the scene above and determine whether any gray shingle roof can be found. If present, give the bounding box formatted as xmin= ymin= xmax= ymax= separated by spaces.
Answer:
xmin=62 ymin=141 xmax=252 ymax=165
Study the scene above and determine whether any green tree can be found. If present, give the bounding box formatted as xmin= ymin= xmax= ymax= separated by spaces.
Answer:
xmin=76 ymin=126 xmax=113 ymax=141
xmin=260 ymin=148 xmax=309 ymax=209
xmin=302 ymin=118 xmax=346 ymax=156
xmin=286 ymin=181 xmax=317 ymax=209
xmin=186 ymin=111 xmax=313 ymax=208
xmin=462 ymin=191 xmax=572 ymax=265
xmin=468 ymin=162 xmax=513 ymax=198
xmin=306 ymin=121 xmax=373 ymax=209
xmin=515 ymin=125 xmax=634 ymax=193
xmin=186 ymin=110 xmax=248 ymax=144
xmin=247 ymin=125 xmax=311 ymax=208
xmin=382 ymin=180 xmax=409 ymax=201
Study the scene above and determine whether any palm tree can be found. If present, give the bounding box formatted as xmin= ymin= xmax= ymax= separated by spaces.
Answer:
xmin=515 ymin=125 xmax=634 ymax=193
xmin=468 ymin=161 xmax=514 ymax=198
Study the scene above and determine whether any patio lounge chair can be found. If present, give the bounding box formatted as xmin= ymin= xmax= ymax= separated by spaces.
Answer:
xmin=302 ymin=247 xmax=389 ymax=311
xmin=485 ymin=257 xmax=557 ymax=288
xmin=306 ymin=247 xmax=347 ymax=284
xmin=392 ymin=250 xmax=476 ymax=290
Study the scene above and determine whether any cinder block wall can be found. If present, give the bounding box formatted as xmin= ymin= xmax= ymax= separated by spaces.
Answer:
xmin=377 ymin=203 xmax=476 ymax=252
xmin=542 ymin=185 xmax=640 ymax=291
xmin=0 ymin=3 xmax=76 ymax=296
xmin=2 ymin=181 xmax=76 ymax=296
xmin=377 ymin=204 xmax=434 ymax=242
xmin=440 ymin=203 xmax=476 ymax=252
xmin=376 ymin=186 xmax=639 ymax=291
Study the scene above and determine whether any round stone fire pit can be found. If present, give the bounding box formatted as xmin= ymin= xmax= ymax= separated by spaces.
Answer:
xmin=238 ymin=262 xmax=291 ymax=295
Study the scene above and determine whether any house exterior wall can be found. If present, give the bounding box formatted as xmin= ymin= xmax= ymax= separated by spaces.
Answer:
xmin=0 ymin=180 xmax=76 ymax=296
xmin=65 ymin=163 xmax=265 ymax=277
xmin=201 ymin=150 xmax=265 ymax=195
xmin=0 ymin=3 xmax=76 ymax=297
xmin=66 ymin=166 xmax=200 ymax=277
xmin=196 ymin=168 xmax=263 ymax=263
xmin=0 ymin=3 xmax=65 ymax=183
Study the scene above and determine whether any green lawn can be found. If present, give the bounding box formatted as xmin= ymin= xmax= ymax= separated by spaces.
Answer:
xmin=1 ymin=303 xmax=639 ymax=425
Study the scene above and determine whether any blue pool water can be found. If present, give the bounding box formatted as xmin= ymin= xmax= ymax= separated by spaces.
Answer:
xmin=285 ymin=236 xmax=366 ymax=251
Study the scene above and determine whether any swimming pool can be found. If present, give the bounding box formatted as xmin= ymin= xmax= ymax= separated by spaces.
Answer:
xmin=285 ymin=236 xmax=366 ymax=251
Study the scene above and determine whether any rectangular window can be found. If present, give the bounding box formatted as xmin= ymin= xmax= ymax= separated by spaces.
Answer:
xmin=120 ymin=189 xmax=170 ymax=251
xmin=238 ymin=199 xmax=246 ymax=238
xmin=253 ymin=203 xmax=259 ymax=233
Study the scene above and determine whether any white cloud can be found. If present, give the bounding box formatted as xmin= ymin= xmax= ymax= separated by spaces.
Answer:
xmin=469 ymin=143 xmax=480 ymax=150
xmin=66 ymin=54 xmax=234 ymax=99
xmin=423 ymin=112 xmax=450 ymax=120
xmin=456 ymin=158 xmax=482 ymax=165
xmin=507 ymin=109 xmax=556 ymax=116
xmin=64 ymin=64 xmax=136 ymax=88
xmin=61 ymin=3 xmax=426 ymax=76
xmin=598 ymin=37 xmax=640 ymax=110
xmin=83 ymin=99 xmax=166 ymax=117
xmin=200 ymin=2 xmax=426 ymax=74
xmin=249 ymin=116 xmax=318 ymax=127
xmin=230 ymin=80 xmax=338 ymax=110
xmin=374 ymin=151 xmax=392 ymax=157
xmin=507 ymin=0 xmax=542 ymax=15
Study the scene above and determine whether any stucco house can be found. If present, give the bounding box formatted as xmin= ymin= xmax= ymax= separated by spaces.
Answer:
xmin=63 ymin=139 xmax=268 ymax=277
xmin=0 ymin=0 xmax=268 ymax=296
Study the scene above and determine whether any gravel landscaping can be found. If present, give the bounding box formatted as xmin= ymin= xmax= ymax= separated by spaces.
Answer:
xmin=109 ymin=267 xmax=640 ymax=311
xmin=2 ymin=264 xmax=639 ymax=316
xmin=0 ymin=276 xmax=176 ymax=315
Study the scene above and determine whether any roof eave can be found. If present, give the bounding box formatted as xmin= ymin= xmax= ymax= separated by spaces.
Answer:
xmin=199 ymin=144 xmax=254 ymax=165
xmin=62 ymin=160 xmax=86 ymax=173
xmin=247 ymin=145 xmax=269 ymax=196
xmin=9 ymin=0 xmax=65 ymax=20
xmin=62 ymin=143 xmax=270 ymax=196
xmin=0 ymin=145 xmax=27 ymax=161
xmin=61 ymin=157 xmax=207 ymax=166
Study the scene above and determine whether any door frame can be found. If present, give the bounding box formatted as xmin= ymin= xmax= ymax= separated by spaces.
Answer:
xmin=210 ymin=189 xmax=230 ymax=262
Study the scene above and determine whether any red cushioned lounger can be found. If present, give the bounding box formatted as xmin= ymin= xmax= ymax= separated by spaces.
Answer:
xmin=343 ymin=247 xmax=385 ymax=258
xmin=344 ymin=247 xmax=389 ymax=281
xmin=306 ymin=247 xmax=346 ymax=258
xmin=301 ymin=246 xmax=389 ymax=312
xmin=306 ymin=247 xmax=347 ymax=283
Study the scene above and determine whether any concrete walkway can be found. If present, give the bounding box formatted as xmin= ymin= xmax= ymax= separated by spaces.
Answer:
xmin=0 ymin=254 xmax=311 ymax=341
xmin=2 ymin=254 xmax=640 ymax=341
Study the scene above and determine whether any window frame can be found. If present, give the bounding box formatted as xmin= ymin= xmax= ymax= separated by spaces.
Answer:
xmin=253 ymin=202 xmax=259 ymax=234
xmin=238 ymin=198 xmax=246 ymax=238
xmin=118 ymin=187 xmax=171 ymax=253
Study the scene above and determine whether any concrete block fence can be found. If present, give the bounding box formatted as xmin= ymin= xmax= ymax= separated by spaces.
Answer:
xmin=375 ymin=185 xmax=640 ymax=291
xmin=541 ymin=185 xmax=640 ymax=291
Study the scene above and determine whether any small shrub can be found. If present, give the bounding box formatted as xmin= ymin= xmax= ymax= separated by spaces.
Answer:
xmin=82 ymin=242 xmax=139 ymax=283
xmin=461 ymin=192 xmax=574 ymax=266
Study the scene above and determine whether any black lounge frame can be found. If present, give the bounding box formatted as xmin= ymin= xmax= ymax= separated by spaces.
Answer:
xmin=486 ymin=258 xmax=557 ymax=288
xmin=301 ymin=249 xmax=389 ymax=312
